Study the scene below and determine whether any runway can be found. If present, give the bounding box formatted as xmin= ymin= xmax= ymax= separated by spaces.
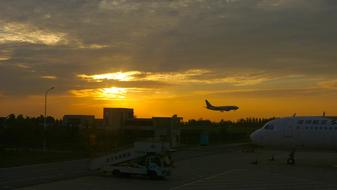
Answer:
xmin=18 ymin=145 xmax=337 ymax=190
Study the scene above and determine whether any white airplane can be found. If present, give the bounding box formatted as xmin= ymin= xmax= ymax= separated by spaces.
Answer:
xmin=250 ymin=115 xmax=337 ymax=164
xmin=205 ymin=100 xmax=239 ymax=112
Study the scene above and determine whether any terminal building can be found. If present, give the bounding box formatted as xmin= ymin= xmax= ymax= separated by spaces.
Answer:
xmin=103 ymin=108 xmax=134 ymax=130
xmin=103 ymin=108 xmax=181 ymax=147
xmin=62 ymin=108 xmax=182 ymax=147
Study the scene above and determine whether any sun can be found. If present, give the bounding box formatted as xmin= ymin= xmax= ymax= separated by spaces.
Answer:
xmin=101 ymin=87 xmax=127 ymax=99
xmin=69 ymin=87 xmax=128 ymax=100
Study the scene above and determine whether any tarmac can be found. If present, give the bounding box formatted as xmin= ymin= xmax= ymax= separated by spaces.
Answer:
xmin=16 ymin=144 xmax=337 ymax=190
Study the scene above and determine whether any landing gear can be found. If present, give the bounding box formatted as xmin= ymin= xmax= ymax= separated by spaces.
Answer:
xmin=250 ymin=146 xmax=259 ymax=165
xmin=148 ymin=170 xmax=159 ymax=179
xmin=112 ymin=169 xmax=121 ymax=177
xmin=287 ymin=150 xmax=296 ymax=165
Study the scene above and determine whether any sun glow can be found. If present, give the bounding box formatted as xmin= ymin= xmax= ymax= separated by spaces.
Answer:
xmin=78 ymin=71 xmax=141 ymax=82
xmin=101 ymin=87 xmax=127 ymax=99
xmin=70 ymin=87 xmax=128 ymax=100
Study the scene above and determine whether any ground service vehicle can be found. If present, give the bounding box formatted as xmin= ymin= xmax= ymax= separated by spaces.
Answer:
xmin=90 ymin=142 xmax=173 ymax=178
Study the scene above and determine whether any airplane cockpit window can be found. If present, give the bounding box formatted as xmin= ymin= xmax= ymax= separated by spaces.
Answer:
xmin=264 ymin=124 xmax=274 ymax=130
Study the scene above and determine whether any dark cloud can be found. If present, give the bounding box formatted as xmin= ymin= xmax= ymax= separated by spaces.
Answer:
xmin=209 ymin=88 xmax=337 ymax=98
xmin=0 ymin=0 xmax=336 ymax=96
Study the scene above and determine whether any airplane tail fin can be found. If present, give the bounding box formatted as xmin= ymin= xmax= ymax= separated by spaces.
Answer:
xmin=205 ymin=99 xmax=213 ymax=108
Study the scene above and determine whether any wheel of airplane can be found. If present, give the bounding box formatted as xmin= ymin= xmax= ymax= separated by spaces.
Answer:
xmin=112 ymin=169 xmax=121 ymax=177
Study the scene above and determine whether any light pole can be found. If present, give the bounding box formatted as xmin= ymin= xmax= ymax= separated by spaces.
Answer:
xmin=43 ymin=86 xmax=55 ymax=152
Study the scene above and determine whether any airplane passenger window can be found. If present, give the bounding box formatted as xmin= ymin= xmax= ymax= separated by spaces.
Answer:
xmin=305 ymin=120 xmax=312 ymax=124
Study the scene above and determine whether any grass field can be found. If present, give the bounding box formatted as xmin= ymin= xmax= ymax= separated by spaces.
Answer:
xmin=0 ymin=150 xmax=89 ymax=168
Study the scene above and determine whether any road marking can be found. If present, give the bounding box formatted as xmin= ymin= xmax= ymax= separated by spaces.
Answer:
xmin=170 ymin=169 xmax=247 ymax=190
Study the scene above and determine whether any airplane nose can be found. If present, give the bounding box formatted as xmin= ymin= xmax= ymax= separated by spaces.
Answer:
xmin=250 ymin=130 xmax=260 ymax=144
xmin=250 ymin=131 xmax=256 ymax=142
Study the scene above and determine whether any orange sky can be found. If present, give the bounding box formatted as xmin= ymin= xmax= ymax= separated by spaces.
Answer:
xmin=1 ymin=84 xmax=336 ymax=121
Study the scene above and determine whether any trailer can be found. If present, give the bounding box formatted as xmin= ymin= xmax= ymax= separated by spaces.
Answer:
xmin=90 ymin=142 xmax=173 ymax=178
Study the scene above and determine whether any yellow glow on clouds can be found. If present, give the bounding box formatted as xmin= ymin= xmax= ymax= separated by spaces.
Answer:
xmin=0 ymin=57 xmax=10 ymax=61
xmin=319 ymin=80 xmax=337 ymax=89
xmin=41 ymin=75 xmax=57 ymax=80
xmin=78 ymin=71 xmax=141 ymax=82
xmin=72 ymin=69 xmax=274 ymax=101
xmin=0 ymin=49 xmax=12 ymax=61
xmin=77 ymin=69 xmax=268 ymax=86
xmin=70 ymin=87 xmax=128 ymax=100
xmin=0 ymin=21 xmax=67 ymax=45
xmin=77 ymin=70 xmax=208 ymax=83
xmin=143 ymin=69 xmax=209 ymax=82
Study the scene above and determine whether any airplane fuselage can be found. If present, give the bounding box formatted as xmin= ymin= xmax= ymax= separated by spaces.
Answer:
xmin=207 ymin=105 xmax=239 ymax=112
xmin=205 ymin=100 xmax=239 ymax=112
xmin=250 ymin=116 xmax=337 ymax=150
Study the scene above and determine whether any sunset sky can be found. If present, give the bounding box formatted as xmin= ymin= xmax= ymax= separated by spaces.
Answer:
xmin=0 ymin=0 xmax=336 ymax=121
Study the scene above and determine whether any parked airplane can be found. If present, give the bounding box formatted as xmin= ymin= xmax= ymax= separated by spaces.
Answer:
xmin=250 ymin=115 xmax=337 ymax=165
xmin=205 ymin=99 xmax=239 ymax=112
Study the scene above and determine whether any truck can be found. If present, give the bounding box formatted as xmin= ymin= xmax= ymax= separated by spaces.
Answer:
xmin=90 ymin=142 xmax=173 ymax=178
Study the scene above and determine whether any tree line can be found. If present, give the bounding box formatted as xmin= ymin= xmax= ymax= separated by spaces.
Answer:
xmin=0 ymin=114 xmax=85 ymax=151
xmin=183 ymin=117 xmax=275 ymax=128
xmin=0 ymin=114 xmax=275 ymax=150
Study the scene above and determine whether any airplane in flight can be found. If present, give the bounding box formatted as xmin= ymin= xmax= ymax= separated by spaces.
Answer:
xmin=205 ymin=99 xmax=239 ymax=112
xmin=250 ymin=114 xmax=337 ymax=165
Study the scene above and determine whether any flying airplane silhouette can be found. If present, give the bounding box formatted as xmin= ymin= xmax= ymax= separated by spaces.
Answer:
xmin=205 ymin=99 xmax=239 ymax=112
